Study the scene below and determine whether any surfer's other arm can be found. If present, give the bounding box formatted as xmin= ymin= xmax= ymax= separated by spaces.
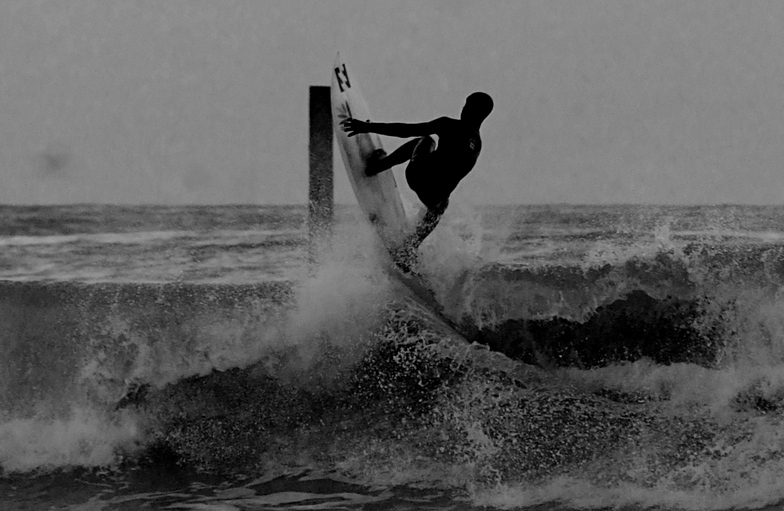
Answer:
xmin=341 ymin=117 xmax=446 ymax=138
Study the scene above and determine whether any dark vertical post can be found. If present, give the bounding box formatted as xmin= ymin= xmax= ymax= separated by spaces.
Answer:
xmin=308 ymin=86 xmax=333 ymax=264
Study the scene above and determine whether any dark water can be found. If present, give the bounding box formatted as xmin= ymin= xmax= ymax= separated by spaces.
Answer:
xmin=3 ymin=204 xmax=784 ymax=510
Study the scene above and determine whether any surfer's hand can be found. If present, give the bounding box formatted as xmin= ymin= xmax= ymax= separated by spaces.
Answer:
xmin=341 ymin=118 xmax=370 ymax=137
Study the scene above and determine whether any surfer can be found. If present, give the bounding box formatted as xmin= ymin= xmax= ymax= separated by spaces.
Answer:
xmin=340 ymin=92 xmax=493 ymax=270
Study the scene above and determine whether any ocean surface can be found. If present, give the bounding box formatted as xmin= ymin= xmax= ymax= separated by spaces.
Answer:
xmin=3 ymin=203 xmax=784 ymax=510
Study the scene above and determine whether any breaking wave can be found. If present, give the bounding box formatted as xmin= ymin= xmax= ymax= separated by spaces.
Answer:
xmin=3 ymin=214 xmax=784 ymax=509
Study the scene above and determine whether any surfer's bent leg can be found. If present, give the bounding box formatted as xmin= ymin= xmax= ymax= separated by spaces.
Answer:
xmin=403 ymin=136 xmax=438 ymax=192
xmin=366 ymin=138 xmax=423 ymax=176
xmin=412 ymin=199 xmax=448 ymax=249
xmin=392 ymin=198 xmax=448 ymax=273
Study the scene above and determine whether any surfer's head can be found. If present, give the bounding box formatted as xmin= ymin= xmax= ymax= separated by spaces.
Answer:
xmin=461 ymin=92 xmax=493 ymax=126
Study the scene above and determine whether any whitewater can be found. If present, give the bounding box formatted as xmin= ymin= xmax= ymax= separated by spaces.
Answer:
xmin=2 ymin=203 xmax=784 ymax=510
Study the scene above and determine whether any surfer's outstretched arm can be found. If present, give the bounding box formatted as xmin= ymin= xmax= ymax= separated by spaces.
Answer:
xmin=341 ymin=118 xmax=446 ymax=138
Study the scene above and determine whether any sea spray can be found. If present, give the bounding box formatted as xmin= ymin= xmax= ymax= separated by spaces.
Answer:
xmin=0 ymin=281 xmax=293 ymax=472
xmin=269 ymin=256 xmax=392 ymax=388
xmin=0 ymin=407 xmax=141 ymax=472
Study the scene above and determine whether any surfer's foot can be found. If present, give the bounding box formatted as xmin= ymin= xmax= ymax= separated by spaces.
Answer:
xmin=365 ymin=149 xmax=387 ymax=177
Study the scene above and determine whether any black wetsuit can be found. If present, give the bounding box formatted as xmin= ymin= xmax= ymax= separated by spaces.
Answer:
xmin=370 ymin=116 xmax=482 ymax=212
xmin=361 ymin=116 xmax=482 ymax=270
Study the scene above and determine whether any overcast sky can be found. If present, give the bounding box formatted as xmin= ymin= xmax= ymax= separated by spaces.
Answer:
xmin=2 ymin=0 xmax=784 ymax=205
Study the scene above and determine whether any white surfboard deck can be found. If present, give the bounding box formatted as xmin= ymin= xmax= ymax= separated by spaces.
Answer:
xmin=331 ymin=54 xmax=465 ymax=340
xmin=330 ymin=53 xmax=411 ymax=251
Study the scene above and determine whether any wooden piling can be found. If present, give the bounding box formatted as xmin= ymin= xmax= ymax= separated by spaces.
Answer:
xmin=308 ymin=85 xmax=333 ymax=264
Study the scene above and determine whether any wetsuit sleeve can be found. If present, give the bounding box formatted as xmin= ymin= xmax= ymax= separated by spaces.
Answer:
xmin=366 ymin=117 xmax=449 ymax=138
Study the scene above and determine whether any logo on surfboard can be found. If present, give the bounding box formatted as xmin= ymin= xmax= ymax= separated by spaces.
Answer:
xmin=334 ymin=63 xmax=351 ymax=93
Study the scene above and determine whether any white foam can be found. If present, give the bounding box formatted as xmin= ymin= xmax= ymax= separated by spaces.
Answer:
xmin=265 ymin=224 xmax=395 ymax=385
xmin=473 ymin=476 xmax=784 ymax=510
xmin=0 ymin=407 xmax=142 ymax=472
xmin=560 ymin=359 xmax=784 ymax=416
xmin=0 ymin=228 xmax=301 ymax=248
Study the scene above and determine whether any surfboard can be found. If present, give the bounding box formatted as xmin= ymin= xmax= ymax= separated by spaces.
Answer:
xmin=330 ymin=54 xmax=463 ymax=337
xmin=330 ymin=53 xmax=410 ymax=250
